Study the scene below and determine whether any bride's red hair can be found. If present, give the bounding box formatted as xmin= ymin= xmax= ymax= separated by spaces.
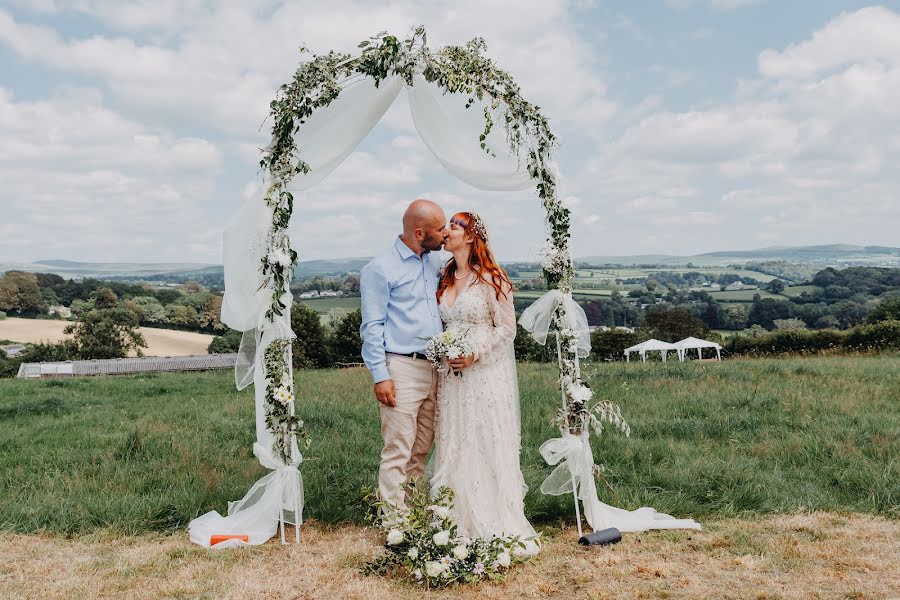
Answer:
xmin=437 ymin=212 xmax=513 ymax=302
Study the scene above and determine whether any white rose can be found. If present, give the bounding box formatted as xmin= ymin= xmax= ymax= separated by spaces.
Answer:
xmin=271 ymin=248 xmax=293 ymax=267
xmin=407 ymin=547 xmax=419 ymax=560
xmin=432 ymin=506 xmax=451 ymax=520
xmin=425 ymin=561 xmax=443 ymax=578
xmin=497 ymin=549 xmax=511 ymax=568
xmin=432 ymin=530 xmax=451 ymax=546
xmin=452 ymin=544 xmax=468 ymax=560
xmin=386 ymin=529 xmax=404 ymax=546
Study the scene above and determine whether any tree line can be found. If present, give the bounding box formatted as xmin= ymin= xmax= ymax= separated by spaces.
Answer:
xmin=0 ymin=271 xmax=225 ymax=333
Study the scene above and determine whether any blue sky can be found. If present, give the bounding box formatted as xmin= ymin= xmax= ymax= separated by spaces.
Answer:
xmin=1 ymin=1 xmax=898 ymax=263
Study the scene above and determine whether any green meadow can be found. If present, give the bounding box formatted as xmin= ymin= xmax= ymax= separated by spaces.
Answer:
xmin=0 ymin=355 xmax=897 ymax=535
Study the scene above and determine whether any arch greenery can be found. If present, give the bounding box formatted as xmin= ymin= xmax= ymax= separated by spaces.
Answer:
xmin=256 ymin=27 xmax=624 ymax=468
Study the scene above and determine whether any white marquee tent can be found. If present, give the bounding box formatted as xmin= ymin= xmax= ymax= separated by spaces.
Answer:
xmin=623 ymin=339 xmax=678 ymax=362
xmin=674 ymin=337 xmax=722 ymax=361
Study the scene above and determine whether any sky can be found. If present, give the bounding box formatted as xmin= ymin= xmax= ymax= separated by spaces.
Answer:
xmin=1 ymin=0 xmax=898 ymax=263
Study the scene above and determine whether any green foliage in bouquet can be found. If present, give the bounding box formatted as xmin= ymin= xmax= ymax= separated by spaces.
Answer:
xmin=363 ymin=479 xmax=535 ymax=587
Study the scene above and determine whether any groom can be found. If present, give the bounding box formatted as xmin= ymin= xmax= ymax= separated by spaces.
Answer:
xmin=360 ymin=199 xmax=448 ymax=508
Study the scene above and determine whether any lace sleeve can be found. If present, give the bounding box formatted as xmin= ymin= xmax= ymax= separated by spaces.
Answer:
xmin=473 ymin=280 xmax=516 ymax=361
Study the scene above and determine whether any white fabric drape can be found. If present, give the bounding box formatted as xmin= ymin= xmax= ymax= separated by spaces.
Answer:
xmin=190 ymin=196 xmax=301 ymax=548
xmin=288 ymin=76 xmax=404 ymax=191
xmin=199 ymin=70 xmax=541 ymax=548
xmin=518 ymin=289 xmax=592 ymax=357
xmin=540 ymin=432 xmax=701 ymax=533
xmin=407 ymin=74 xmax=533 ymax=191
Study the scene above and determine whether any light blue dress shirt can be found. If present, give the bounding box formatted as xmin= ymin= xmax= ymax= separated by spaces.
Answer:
xmin=360 ymin=237 xmax=444 ymax=383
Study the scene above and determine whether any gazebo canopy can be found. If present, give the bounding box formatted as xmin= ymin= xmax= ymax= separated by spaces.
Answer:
xmin=674 ymin=337 xmax=722 ymax=350
xmin=674 ymin=336 xmax=722 ymax=361
xmin=624 ymin=339 xmax=677 ymax=354
xmin=624 ymin=339 xmax=678 ymax=363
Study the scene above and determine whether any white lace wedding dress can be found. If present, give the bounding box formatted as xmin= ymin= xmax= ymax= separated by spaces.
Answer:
xmin=430 ymin=277 xmax=539 ymax=553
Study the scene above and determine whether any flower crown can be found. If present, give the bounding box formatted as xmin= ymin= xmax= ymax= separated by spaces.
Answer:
xmin=470 ymin=212 xmax=488 ymax=243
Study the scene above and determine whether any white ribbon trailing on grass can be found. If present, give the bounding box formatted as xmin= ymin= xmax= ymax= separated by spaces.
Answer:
xmin=189 ymin=195 xmax=304 ymax=548
xmin=518 ymin=289 xmax=591 ymax=357
xmin=188 ymin=446 xmax=304 ymax=549
xmin=540 ymin=431 xmax=702 ymax=533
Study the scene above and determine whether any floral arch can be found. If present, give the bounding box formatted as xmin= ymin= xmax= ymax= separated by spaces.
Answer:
xmin=188 ymin=27 xmax=625 ymax=549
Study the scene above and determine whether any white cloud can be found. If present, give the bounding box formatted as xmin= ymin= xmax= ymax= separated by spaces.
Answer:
xmin=0 ymin=87 xmax=223 ymax=262
xmin=1 ymin=3 xmax=898 ymax=263
xmin=664 ymin=0 xmax=765 ymax=10
xmin=759 ymin=6 xmax=900 ymax=79
xmin=583 ymin=6 xmax=900 ymax=252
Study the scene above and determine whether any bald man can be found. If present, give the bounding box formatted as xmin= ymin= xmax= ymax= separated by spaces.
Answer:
xmin=359 ymin=199 xmax=448 ymax=508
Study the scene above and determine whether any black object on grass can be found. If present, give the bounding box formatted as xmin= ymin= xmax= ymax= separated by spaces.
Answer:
xmin=578 ymin=528 xmax=622 ymax=546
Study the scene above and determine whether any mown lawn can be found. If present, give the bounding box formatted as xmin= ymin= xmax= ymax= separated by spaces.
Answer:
xmin=0 ymin=355 xmax=897 ymax=535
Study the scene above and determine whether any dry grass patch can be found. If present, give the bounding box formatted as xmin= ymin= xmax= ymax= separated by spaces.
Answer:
xmin=0 ymin=317 xmax=213 ymax=356
xmin=3 ymin=512 xmax=898 ymax=599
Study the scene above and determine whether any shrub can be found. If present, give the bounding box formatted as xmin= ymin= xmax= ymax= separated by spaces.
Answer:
xmin=514 ymin=323 xmax=555 ymax=362
xmin=328 ymin=309 xmax=363 ymax=365
xmin=589 ymin=329 xmax=648 ymax=362
xmin=843 ymin=319 xmax=900 ymax=351
xmin=291 ymin=302 xmax=331 ymax=369
xmin=207 ymin=329 xmax=243 ymax=354
xmin=725 ymin=320 xmax=900 ymax=356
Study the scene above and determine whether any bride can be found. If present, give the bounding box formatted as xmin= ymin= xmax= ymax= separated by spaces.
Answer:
xmin=430 ymin=211 xmax=540 ymax=554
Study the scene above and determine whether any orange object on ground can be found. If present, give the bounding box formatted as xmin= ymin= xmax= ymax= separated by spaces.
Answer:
xmin=210 ymin=535 xmax=249 ymax=545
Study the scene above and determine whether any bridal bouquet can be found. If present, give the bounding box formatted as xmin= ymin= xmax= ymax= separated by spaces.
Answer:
xmin=423 ymin=328 xmax=475 ymax=377
xmin=364 ymin=480 xmax=532 ymax=587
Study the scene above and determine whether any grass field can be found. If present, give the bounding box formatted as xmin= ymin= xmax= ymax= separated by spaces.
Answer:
xmin=1 ymin=355 xmax=898 ymax=598
xmin=783 ymin=285 xmax=822 ymax=298
xmin=0 ymin=317 xmax=214 ymax=356
xmin=707 ymin=289 xmax=786 ymax=302
xmin=1 ymin=355 xmax=896 ymax=534
xmin=513 ymin=268 xmax=780 ymax=283
xmin=298 ymin=296 xmax=362 ymax=314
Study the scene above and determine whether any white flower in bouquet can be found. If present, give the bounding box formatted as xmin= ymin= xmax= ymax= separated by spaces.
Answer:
xmin=273 ymin=386 xmax=293 ymax=405
xmin=425 ymin=561 xmax=444 ymax=578
xmin=566 ymin=379 xmax=593 ymax=404
xmin=497 ymin=549 xmax=511 ymax=568
xmin=386 ymin=529 xmax=404 ymax=545
xmin=407 ymin=547 xmax=419 ymax=560
xmin=424 ymin=328 xmax=474 ymax=376
xmin=428 ymin=505 xmax=451 ymax=520
xmin=432 ymin=530 xmax=451 ymax=546
xmin=452 ymin=544 xmax=469 ymax=560
xmin=412 ymin=569 xmax=423 ymax=581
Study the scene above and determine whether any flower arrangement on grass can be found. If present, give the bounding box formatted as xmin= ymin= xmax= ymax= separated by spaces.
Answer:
xmin=364 ymin=480 xmax=533 ymax=587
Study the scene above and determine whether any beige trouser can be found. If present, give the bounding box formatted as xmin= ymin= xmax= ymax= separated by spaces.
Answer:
xmin=379 ymin=353 xmax=437 ymax=509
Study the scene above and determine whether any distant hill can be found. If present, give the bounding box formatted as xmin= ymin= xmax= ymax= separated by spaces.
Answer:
xmin=578 ymin=245 xmax=900 ymax=267
xmin=0 ymin=257 xmax=373 ymax=282
xmin=3 ymin=245 xmax=898 ymax=281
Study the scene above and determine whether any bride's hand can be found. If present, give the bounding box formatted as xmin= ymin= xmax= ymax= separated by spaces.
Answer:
xmin=448 ymin=353 xmax=476 ymax=373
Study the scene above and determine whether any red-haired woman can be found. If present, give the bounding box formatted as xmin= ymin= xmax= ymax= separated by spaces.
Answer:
xmin=430 ymin=212 xmax=539 ymax=555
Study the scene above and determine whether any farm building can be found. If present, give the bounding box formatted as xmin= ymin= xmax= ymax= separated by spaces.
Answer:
xmin=1 ymin=343 xmax=27 ymax=358
xmin=16 ymin=353 xmax=237 ymax=379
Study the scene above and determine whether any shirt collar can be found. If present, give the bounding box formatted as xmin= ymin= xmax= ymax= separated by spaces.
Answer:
xmin=395 ymin=235 xmax=426 ymax=261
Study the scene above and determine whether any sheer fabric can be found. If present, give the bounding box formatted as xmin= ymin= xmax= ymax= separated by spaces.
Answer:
xmin=203 ymin=73 xmax=538 ymax=548
xmin=431 ymin=279 xmax=539 ymax=553
xmin=407 ymin=74 xmax=534 ymax=191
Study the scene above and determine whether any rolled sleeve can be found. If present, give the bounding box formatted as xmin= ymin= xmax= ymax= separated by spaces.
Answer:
xmin=360 ymin=262 xmax=391 ymax=383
